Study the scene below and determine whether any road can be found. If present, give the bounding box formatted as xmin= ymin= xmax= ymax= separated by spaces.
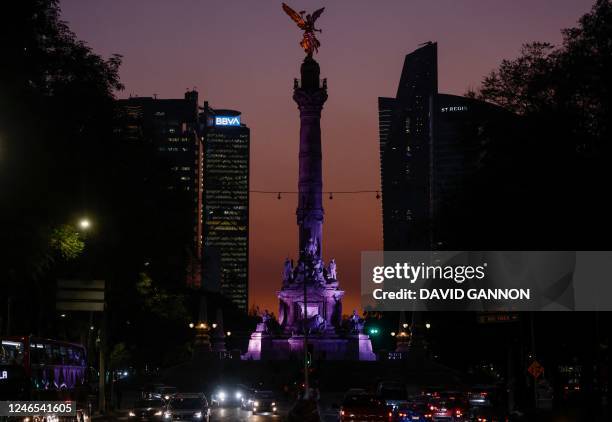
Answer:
xmin=211 ymin=406 xmax=286 ymax=421
xmin=103 ymin=406 xmax=288 ymax=421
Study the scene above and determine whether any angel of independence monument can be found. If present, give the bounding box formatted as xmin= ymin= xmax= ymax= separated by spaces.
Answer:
xmin=244 ymin=4 xmax=375 ymax=361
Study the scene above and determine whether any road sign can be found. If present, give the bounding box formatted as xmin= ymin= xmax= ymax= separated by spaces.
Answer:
xmin=56 ymin=279 xmax=105 ymax=312
xmin=528 ymin=361 xmax=545 ymax=379
xmin=477 ymin=312 xmax=520 ymax=324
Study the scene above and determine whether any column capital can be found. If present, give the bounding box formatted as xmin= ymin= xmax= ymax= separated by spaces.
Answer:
xmin=293 ymin=88 xmax=328 ymax=115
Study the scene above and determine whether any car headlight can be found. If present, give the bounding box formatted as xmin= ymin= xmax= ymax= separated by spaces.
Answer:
xmin=164 ymin=411 xmax=172 ymax=419
xmin=155 ymin=410 xmax=163 ymax=416
xmin=253 ymin=401 xmax=259 ymax=407
xmin=271 ymin=402 xmax=276 ymax=406
xmin=129 ymin=411 xmax=136 ymax=417
xmin=164 ymin=395 xmax=170 ymax=400
xmin=235 ymin=391 xmax=242 ymax=399
xmin=194 ymin=411 xmax=202 ymax=418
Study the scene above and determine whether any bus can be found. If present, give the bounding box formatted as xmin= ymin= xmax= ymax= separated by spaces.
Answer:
xmin=1 ymin=336 xmax=90 ymax=419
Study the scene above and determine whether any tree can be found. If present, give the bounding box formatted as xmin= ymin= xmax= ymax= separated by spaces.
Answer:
xmin=1 ymin=0 xmax=123 ymax=335
xmin=135 ymin=272 xmax=189 ymax=322
xmin=473 ymin=0 xmax=612 ymax=157
xmin=452 ymin=0 xmax=612 ymax=249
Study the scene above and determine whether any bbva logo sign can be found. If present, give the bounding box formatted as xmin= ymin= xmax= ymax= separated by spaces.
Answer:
xmin=215 ymin=116 xmax=241 ymax=126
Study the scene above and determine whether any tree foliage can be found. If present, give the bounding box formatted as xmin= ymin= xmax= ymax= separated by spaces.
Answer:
xmin=49 ymin=224 xmax=85 ymax=260
xmin=136 ymin=272 xmax=189 ymax=322
xmin=109 ymin=342 xmax=132 ymax=370
xmin=1 ymin=0 xmax=122 ymax=285
xmin=443 ymin=0 xmax=612 ymax=250
xmin=473 ymin=0 xmax=612 ymax=156
xmin=1 ymin=2 xmax=195 ymax=362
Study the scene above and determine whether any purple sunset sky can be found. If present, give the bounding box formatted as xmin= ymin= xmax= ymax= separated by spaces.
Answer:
xmin=60 ymin=0 xmax=594 ymax=313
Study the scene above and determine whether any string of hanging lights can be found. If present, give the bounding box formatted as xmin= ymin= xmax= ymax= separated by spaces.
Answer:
xmin=250 ymin=190 xmax=381 ymax=200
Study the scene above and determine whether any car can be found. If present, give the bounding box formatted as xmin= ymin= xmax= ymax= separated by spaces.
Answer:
xmin=344 ymin=388 xmax=368 ymax=398
xmin=468 ymin=405 xmax=508 ymax=422
xmin=128 ymin=399 xmax=165 ymax=421
xmin=394 ymin=401 xmax=432 ymax=421
xmin=339 ymin=392 xmax=391 ymax=421
xmin=157 ymin=386 xmax=178 ymax=402
xmin=250 ymin=390 xmax=278 ymax=415
xmin=428 ymin=396 xmax=468 ymax=422
xmin=163 ymin=393 xmax=210 ymax=421
xmin=210 ymin=384 xmax=245 ymax=407
xmin=240 ymin=386 xmax=257 ymax=410
xmin=377 ymin=381 xmax=408 ymax=410
xmin=142 ymin=383 xmax=164 ymax=400
xmin=143 ymin=384 xmax=178 ymax=402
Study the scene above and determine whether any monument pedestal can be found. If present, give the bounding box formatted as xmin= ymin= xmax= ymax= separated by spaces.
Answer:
xmin=244 ymin=331 xmax=375 ymax=361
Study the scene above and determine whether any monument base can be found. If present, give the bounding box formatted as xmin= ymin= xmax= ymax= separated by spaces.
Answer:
xmin=243 ymin=332 xmax=376 ymax=361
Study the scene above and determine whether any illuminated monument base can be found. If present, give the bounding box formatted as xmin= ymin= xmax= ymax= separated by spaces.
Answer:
xmin=242 ymin=270 xmax=376 ymax=361
xmin=243 ymin=54 xmax=375 ymax=362
xmin=243 ymin=325 xmax=376 ymax=361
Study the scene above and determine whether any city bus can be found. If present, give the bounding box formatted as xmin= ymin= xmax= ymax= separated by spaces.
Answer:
xmin=1 ymin=336 xmax=90 ymax=419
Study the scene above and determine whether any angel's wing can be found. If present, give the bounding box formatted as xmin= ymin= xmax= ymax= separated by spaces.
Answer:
xmin=311 ymin=7 xmax=325 ymax=23
xmin=282 ymin=3 xmax=306 ymax=29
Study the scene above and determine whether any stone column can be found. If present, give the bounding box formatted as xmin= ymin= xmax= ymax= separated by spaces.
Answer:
xmin=293 ymin=56 xmax=328 ymax=260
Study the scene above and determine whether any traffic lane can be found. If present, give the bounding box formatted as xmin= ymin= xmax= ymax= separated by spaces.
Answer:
xmin=211 ymin=405 xmax=287 ymax=421
xmin=104 ymin=407 xmax=285 ymax=421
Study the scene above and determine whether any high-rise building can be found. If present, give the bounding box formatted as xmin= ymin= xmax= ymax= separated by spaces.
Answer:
xmin=377 ymin=97 xmax=396 ymax=184
xmin=116 ymin=91 xmax=204 ymax=287
xmin=116 ymin=93 xmax=251 ymax=307
xmin=201 ymin=105 xmax=250 ymax=311
xmin=379 ymin=43 xmax=516 ymax=250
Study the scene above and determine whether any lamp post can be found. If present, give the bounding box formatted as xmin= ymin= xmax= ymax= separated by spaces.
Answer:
xmin=303 ymin=274 xmax=309 ymax=400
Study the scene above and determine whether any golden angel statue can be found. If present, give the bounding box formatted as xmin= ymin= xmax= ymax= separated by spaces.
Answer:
xmin=282 ymin=3 xmax=325 ymax=56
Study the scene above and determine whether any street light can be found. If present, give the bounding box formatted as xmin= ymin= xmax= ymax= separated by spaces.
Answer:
xmin=402 ymin=323 xmax=408 ymax=329
xmin=212 ymin=323 xmax=217 ymax=329
xmin=79 ymin=218 xmax=91 ymax=230
xmin=189 ymin=323 xmax=194 ymax=328
xmin=425 ymin=322 xmax=431 ymax=330
xmin=390 ymin=332 xmax=396 ymax=337
xmin=226 ymin=331 xmax=232 ymax=336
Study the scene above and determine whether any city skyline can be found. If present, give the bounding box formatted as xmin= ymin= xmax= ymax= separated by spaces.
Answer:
xmin=60 ymin=0 xmax=595 ymax=313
